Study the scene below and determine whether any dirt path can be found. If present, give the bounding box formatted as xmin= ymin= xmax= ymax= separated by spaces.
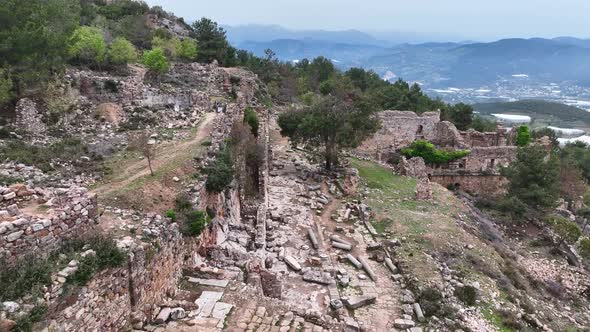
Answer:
xmin=93 ymin=112 xmax=217 ymax=198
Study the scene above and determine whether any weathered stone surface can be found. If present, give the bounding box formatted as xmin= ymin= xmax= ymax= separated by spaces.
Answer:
xmin=5 ymin=231 xmax=23 ymax=242
xmin=211 ymin=302 xmax=233 ymax=320
xmin=331 ymin=241 xmax=352 ymax=251
xmin=384 ymin=257 xmax=399 ymax=274
xmin=307 ymin=228 xmax=319 ymax=249
xmin=413 ymin=303 xmax=425 ymax=322
xmin=0 ymin=319 xmax=16 ymax=332
xmin=394 ymin=319 xmax=415 ymax=329
xmin=187 ymin=278 xmax=229 ymax=288
xmin=195 ymin=291 xmax=224 ymax=318
xmin=284 ymin=255 xmax=302 ymax=271
xmin=346 ymin=254 xmax=363 ymax=269
xmin=155 ymin=307 xmax=171 ymax=324
xmin=343 ymin=295 xmax=376 ymax=309
xmin=302 ymin=270 xmax=334 ymax=285
xmin=358 ymin=257 xmax=377 ymax=281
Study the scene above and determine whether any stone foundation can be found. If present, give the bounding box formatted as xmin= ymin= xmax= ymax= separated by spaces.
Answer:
xmin=0 ymin=187 xmax=97 ymax=262
xmin=430 ymin=174 xmax=508 ymax=197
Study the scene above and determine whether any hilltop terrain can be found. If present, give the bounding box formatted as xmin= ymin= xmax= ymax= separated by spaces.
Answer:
xmin=0 ymin=1 xmax=589 ymax=332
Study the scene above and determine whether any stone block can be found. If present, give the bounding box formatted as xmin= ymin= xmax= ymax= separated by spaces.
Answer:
xmin=343 ymin=295 xmax=376 ymax=309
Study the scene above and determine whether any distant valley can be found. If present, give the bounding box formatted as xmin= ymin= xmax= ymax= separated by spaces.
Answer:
xmin=227 ymin=25 xmax=590 ymax=118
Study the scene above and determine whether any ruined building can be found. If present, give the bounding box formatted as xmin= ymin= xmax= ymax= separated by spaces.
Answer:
xmin=358 ymin=110 xmax=517 ymax=196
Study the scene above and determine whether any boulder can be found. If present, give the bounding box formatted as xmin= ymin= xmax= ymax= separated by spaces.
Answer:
xmin=95 ymin=103 xmax=124 ymax=125
xmin=393 ymin=319 xmax=415 ymax=329
xmin=284 ymin=256 xmax=302 ymax=271
xmin=343 ymin=295 xmax=376 ymax=309
xmin=155 ymin=307 xmax=171 ymax=324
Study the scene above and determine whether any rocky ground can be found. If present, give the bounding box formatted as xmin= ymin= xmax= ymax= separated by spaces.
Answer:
xmin=2 ymin=60 xmax=589 ymax=332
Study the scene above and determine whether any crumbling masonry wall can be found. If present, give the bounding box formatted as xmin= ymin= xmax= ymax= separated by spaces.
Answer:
xmin=49 ymin=220 xmax=187 ymax=331
xmin=0 ymin=187 xmax=98 ymax=262
xmin=356 ymin=110 xmax=518 ymax=197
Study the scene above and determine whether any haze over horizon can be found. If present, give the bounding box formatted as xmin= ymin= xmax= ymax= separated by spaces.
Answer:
xmin=144 ymin=0 xmax=590 ymax=41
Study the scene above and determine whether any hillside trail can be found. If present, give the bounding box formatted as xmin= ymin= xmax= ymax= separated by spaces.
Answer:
xmin=93 ymin=112 xmax=217 ymax=198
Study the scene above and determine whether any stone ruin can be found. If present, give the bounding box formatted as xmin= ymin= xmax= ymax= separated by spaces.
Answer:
xmin=14 ymin=98 xmax=47 ymax=138
xmin=357 ymin=110 xmax=518 ymax=197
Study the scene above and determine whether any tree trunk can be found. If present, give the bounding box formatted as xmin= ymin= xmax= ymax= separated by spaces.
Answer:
xmin=325 ymin=141 xmax=335 ymax=171
xmin=147 ymin=155 xmax=154 ymax=176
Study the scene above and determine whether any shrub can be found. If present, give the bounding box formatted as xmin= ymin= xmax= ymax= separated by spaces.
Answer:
xmin=454 ymin=286 xmax=477 ymax=306
xmin=183 ymin=210 xmax=209 ymax=236
xmin=516 ymin=125 xmax=531 ymax=146
xmin=103 ymin=79 xmax=119 ymax=93
xmin=142 ymin=48 xmax=169 ymax=75
xmin=13 ymin=304 xmax=47 ymax=332
xmin=205 ymin=145 xmax=234 ymax=193
xmin=174 ymin=194 xmax=192 ymax=212
xmin=109 ymin=37 xmax=137 ymax=65
xmin=418 ymin=287 xmax=443 ymax=317
xmin=69 ymin=234 xmax=126 ymax=285
xmin=244 ymin=106 xmax=259 ymax=137
xmin=548 ymin=216 xmax=582 ymax=245
xmin=579 ymin=238 xmax=590 ymax=260
xmin=165 ymin=209 xmax=177 ymax=222
xmin=401 ymin=140 xmax=470 ymax=165
xmin=0 ymin=256 xmax=53 ymax=301
xmin=68 ymin=26 xmax=107 ymax=65
xmin=176 ymin=38 xmax=198 ymax=61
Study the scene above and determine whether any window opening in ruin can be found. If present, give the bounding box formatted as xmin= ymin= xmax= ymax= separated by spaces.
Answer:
xmin=416 ymin=125 xmax=424 ymax=134
xmin=490 ymin=159 xmax=496 ymax=169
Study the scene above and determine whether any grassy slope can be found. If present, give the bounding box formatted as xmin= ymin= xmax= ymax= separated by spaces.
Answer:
xmin=473 ymin=100 xmax=590 ymax=130
xmin=350 ymin=158 xmax=516 ymax=330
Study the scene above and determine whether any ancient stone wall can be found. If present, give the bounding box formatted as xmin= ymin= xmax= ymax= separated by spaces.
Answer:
xmin=429 ymin=146 xmax=517 ymax=174
xmin=0 ymin=187 xmax=97 ymax=262
xmin=14 ymin=98 xmax=47 ymax=137
xmin=430 ymin=174 xmax=508 ymax=197
xmin=359 ymin=111 xmax=440 ymax=157
xmin=48 ymin=217 xmax=187 ymax=332
xmin=357 ymin=110 xmax=467 ymax=160
xmin=460 ymin=128 xmax=511 ymax=147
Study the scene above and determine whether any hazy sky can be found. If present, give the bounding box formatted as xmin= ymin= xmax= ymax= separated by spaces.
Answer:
xmin=145 ymin=0 xmax=590 ymax=40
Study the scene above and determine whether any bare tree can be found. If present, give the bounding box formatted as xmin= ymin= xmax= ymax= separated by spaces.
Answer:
xmin=130 ymin=132 xmax=155 ymax=176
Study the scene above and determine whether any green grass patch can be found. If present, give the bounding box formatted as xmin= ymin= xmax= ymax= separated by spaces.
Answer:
xmin=481 ymin=306 xmax=518 ymax=332
xmin=372 ymin=218 xmax=394 ymax=234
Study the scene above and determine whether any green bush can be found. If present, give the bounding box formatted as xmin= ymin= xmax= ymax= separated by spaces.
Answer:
xmin=69 ymin=234 xmax=126 ymax=285
xmin=13 ymin=304 xmax=47 ymax=332
xmin=142 ymin=48 xmax=169 ymax=74
xmin=165 ymin=209 xmax=177 ymax=222
xmin=109 ymin=37 xmax=137 ymax=65
xmin=579 ymin=238 xmax=590 ymax=260
xmin=176 ymin=38 xmax=198 ymax=61
xmin=0 ymin=256 xmax=53 ymax=301
xmin=549 ymin=216 xmax=582 ymax=245
xmin=205 ymin=145 xmax=234 ymax=193
xmin=516 ymin=125 xmax=531 ymax=146
xmin=401 ymin=140 xmax=470 ymax=165
xmin=174 ymin=194 xmax=192 ymax=212
xmin=68 ymin=26 xmax=107 ymax=65
xmin=418 ymin=287 xmax=443 ymax=317
xmin=244 ymin=106 xmax=260 ymax=137
xmin=454 ymin=286 xmax=477 ymax=306
xmin=183 ymin=210 xmax=209 ymax=236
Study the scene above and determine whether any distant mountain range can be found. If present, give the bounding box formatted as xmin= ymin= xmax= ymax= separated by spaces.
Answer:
xmin=225 ymin=25 xmax=590 ymax=89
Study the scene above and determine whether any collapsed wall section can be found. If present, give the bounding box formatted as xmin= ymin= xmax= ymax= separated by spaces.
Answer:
xmin=0 ymin=186 xmax=98 ymax=262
